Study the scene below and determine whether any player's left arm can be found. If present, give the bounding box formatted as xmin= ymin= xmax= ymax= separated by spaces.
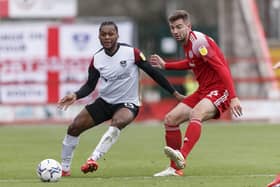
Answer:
xmin=196 ymin=41 xmax=242 ymax=117
xmin=134 ymin=48 xmax=185 ymax=101
xmin=273 ymin=61 xmax=280 ymax=69
xmin=203 ymin=53 xmax=236 ymax=98
xmin=193 ymin=37 xmax=235 ymax=98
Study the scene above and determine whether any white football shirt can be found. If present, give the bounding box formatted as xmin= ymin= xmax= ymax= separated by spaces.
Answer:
xmin=93 ymin=44 xmax=141 ymax=106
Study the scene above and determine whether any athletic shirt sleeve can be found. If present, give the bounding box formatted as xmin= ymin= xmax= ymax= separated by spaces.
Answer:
xmin=134 ymin=48 xmax=175 ymax=95
xmin=75 ymin=57 xmax=100 ymax=99
xmin=164 ymin=59 xmax=190 ymax=70
xmin=192 ymin=37 xmax=236 ymax=99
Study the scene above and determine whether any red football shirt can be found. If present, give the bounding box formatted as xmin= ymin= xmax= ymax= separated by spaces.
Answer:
xmin=165 ymin=31 xmax=236 ymax=99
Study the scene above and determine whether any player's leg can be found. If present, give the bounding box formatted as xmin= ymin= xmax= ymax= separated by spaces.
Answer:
xmin=82 ymin=102 xmax=138 ymax=173
xmin=166 ymin=89 xmax=230 ymax=169
xmin=164 ymin=98 xmax=217 ymax=169
xmin=61 ymin=108 xmax=95 ymax=176
xmin=267 ymin=173 xmax=280 ymax=187
xmin=90 ymin=103 xmax=138 ymax=161
xmin=154 ymin=102 xmax=191 ymax=177
xmin=181 ymin=98 xmax=217 ymax=157
xmin=164 ymin=103 xmax=191 ymax=166
xmin=62 ymin=98 xmax=111 ymax=176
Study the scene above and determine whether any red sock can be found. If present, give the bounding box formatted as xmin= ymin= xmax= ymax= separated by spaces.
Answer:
xmin=165 ymin=124 xmax=181 ymax=169
xmin=181 ymin=119 xmax=202 ymax=159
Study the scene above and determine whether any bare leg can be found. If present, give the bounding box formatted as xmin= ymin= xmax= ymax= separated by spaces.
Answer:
xmin=90 ymin=107 xmax=135 ymax=161
xmin=61 ymin=108 xmax=94 ymax=172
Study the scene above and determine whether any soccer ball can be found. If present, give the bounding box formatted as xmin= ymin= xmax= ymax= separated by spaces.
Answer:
xmin=36 ymin=159 xmax=62 ymax=182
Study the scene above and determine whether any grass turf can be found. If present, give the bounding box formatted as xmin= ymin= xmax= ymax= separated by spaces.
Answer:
xmin=0 ymin=122 xmax=279 ymax=187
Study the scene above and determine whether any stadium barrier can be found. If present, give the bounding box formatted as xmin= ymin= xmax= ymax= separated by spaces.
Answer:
xmin=1 ymin=57 xmax=280 ymax=124
xmin=0 ymin=60 xmax=232 ymax=124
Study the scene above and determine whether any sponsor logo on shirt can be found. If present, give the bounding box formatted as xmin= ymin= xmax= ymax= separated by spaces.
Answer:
xmin=102 ymin=73 xmax=130 ymax=82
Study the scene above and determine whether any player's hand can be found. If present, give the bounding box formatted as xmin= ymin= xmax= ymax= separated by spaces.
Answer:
xmin=230 ymin=97 xmax=242 ymax=118
xmin=57 ymin=93 xmax=77 ymax=111
xmin=173 ymin=91 xmax=186 ymax=101
xmin=273 ymin=62 xmax=280 ymax=69
xmin=149 ymin=54 xmax=165 ymax=69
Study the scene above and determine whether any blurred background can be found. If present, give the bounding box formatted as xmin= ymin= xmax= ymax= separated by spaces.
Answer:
xmin=0 ymin=0 xmax=280 ymax=124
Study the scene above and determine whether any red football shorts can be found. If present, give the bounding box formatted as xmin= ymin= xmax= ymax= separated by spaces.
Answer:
xmin=182 ymin=89 xmax=230 ymax=119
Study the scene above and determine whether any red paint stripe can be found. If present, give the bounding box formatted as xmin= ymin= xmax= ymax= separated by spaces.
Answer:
xmin=0 ymin=0 xmax=9 ymax=17
xmin=47 ymin=26 xmax=59 ymax=57
xmin=47 ymin=71 xmax=59 ymax=103
xmin=47 ymin=26 xmax=60 ymax=103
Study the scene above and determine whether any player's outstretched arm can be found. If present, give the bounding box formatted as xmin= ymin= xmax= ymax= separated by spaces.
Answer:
xmin=173 ymin=91 xmax=185 ymax=101
xmin=150 ymin=54 xmax=190 ymax=70
xmin=149 ymin=54 xmax=166 ymax=69
xmin=137 ymin=59 xmax=185 ymax=101
xmin=273 ymin=62 xmax=280 ymax=69
xmin=57 ymin=93 xmax=77 ymax=111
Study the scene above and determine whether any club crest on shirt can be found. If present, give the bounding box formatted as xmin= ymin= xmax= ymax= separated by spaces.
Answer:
xmin=120 ymin=60 xmax=127 ymax=67
xmin=198 ymin=46 xmax=208 ymax=56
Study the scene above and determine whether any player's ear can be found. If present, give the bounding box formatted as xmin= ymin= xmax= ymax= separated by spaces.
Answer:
xmin=186 ymin=23 xmax=192 ymax=30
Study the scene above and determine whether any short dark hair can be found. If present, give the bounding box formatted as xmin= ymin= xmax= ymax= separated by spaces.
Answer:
xmin=168 ymin=10 xmax=190 ymax=23
xmin=99 ymin=21 xmax=118 ymax=32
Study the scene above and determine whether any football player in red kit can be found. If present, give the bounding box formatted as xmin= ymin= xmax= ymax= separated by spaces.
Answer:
xmin=266 ymin=62 xmax=280 ymax=187
xmin=150 ymin=10 xmax=243 ymax=176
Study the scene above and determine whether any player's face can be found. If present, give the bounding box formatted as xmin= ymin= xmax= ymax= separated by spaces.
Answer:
xmin=169 ymin=19 xmax=191 ymax=43
xmin=99 ymin=25 xmax=119 ymax=51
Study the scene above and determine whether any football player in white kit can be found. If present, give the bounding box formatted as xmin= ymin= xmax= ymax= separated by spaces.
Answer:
xmin=58 ymin=21 xmax=185 ymax=176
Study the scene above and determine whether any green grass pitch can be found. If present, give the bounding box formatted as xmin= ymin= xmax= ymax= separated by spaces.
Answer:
xmin=0 ymin=122 xmax=279 ymax=187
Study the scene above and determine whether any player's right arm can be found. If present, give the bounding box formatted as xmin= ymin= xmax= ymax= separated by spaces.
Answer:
xmin=193 ymin=37 xmax=242 ymax=117
xmin=273 ymin=62 xmax=280 ymax=69
xmin=58 ymin=58 xmax=100 ymax=110
xmin=149 ymin=54 xmax=190 ymax=70
xmin=74 ymin=59 xmax=100 ymax=99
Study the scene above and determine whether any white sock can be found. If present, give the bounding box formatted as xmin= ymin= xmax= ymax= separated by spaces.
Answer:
xmin=61 ymin=134 xmax=79 ymax=171
xmin=91 ymin=126 xmax=120 ymax=161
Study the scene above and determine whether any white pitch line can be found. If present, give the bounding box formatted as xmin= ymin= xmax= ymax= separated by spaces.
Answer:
xmin=0 ymin=174 xmax=276 ymax=183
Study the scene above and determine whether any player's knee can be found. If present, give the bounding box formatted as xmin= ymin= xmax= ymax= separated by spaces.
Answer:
xmin=164 ymin=113 xmax=176 ymax=125
xmin=67 ymin=125 xmax=80 ymax=137
xmin=111 ymin=118 xmax=128 ymax=130
xmin=67 ymin=117 xmax=86 ymax=136
xmin=189 ymin=109 xmax=203 ymax=120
